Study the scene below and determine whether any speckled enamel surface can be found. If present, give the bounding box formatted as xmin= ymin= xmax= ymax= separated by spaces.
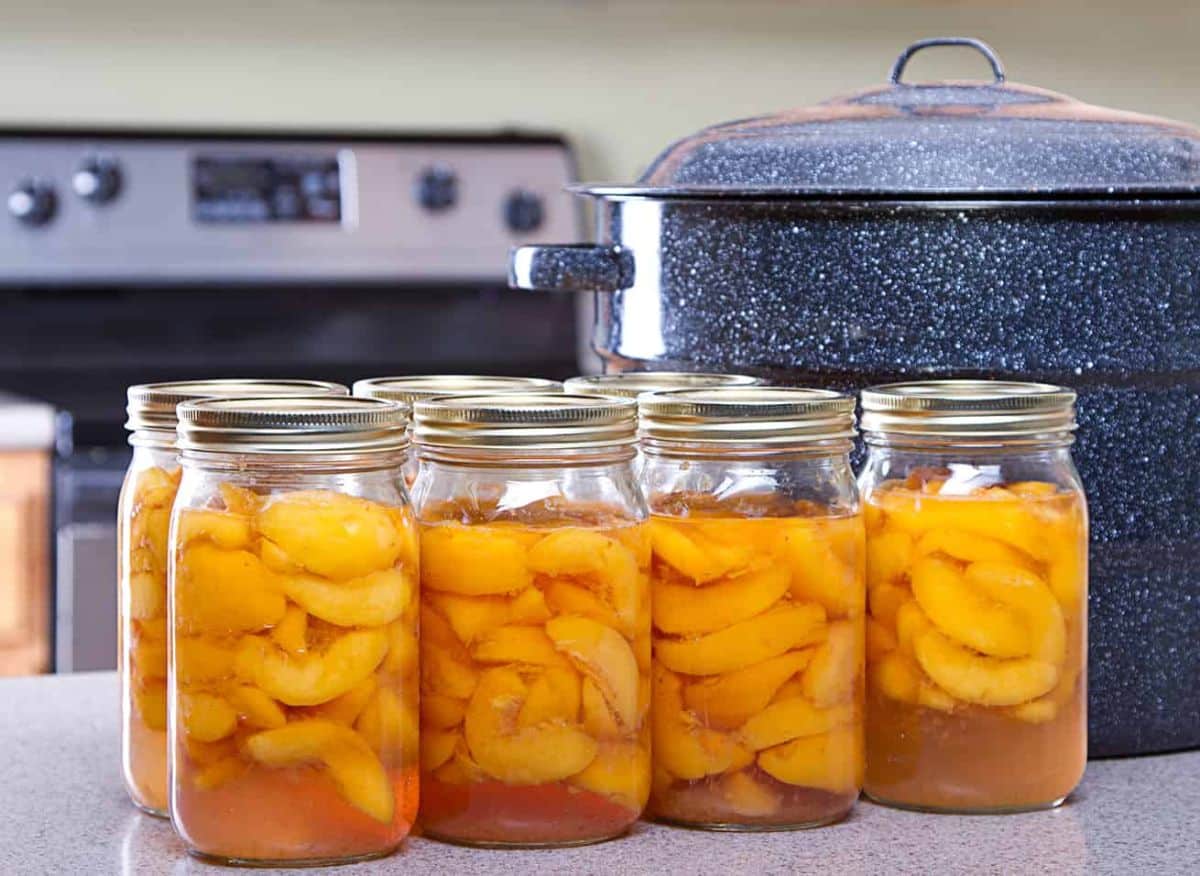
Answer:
xmin=592 ymin=197 xmax=1200 ymax=757
xmin=4 ymin=673 xmax=1197 ymax=874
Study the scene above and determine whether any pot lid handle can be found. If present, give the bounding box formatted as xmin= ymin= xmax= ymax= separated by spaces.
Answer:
xmin=889 ymin=36 xmax=1006 ymax=85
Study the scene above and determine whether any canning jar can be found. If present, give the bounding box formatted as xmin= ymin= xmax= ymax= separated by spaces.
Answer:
xmin=409 ymin=393 xmax=650 ymax=847
xmin=119 ymin=379 xmax=347 ymax=817
xmin=352 ymin=376 xmax=561 ymax=487
xmin=858 ymin=381 xmax=1087 ymax=813
xmin=638 ymin=387 xmax=864 ymax=830
xmin=168 ymin=396 xmax=418 ymax=865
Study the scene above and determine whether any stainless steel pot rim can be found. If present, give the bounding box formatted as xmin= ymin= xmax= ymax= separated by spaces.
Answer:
xmin=352 ymin=375 xmax=561 ymax=404
xmin=126 ymin=379 xmax=349 ymax=433
xmin=413 ymin=392 xmax=637 ymax=449
xmin=570 ymin=183 xmax=1200 ymax=202
xmin=564 ymin=371 xmax=760 ymax=399
xmin=638 ymin=387 xmax=856 ymax=444
xmin=861 ymin=380 xmax=1077 ymax=436
xmin=176 ymin=395 xmax=409 ymax=453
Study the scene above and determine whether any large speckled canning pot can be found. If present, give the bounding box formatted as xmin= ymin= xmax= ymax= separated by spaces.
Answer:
xmin=509 ymin=38 xmax=1200 ymax=757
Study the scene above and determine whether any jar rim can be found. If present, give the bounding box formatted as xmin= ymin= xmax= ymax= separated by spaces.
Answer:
xmin=563 ymin=371 xmax=760 ymax=399
xmin=638 ymin=386 xmax=856 ymax=445
xmin=177 ymin=395 xmax=409 ymax=454
xmin=125 ymin=379 xmax=348 ymax=434
xmin=413 ymin=392 xmax=637 ymax=450
xmin=860 ymin=380 xmax=1077 ymax=438
xmin=353 ymin=374 xmax=561 ymax=404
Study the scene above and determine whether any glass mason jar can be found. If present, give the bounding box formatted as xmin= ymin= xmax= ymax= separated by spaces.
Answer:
xmin=638 ymin=388 xmax=865 ymax=830
xmin=564 ymin=372 xmax=760 ymax=401
xmin=409 ymin=393 xmax=650 ymax=847
xmin=168 ymin=396 xmax=419 ymax=865
xmin=858 ymin=381 xmax=1088 ymax=813
xmin=119 ymin=379 xmax=347 ymax=818
xmin=352 ymin=376 xmax=561 ymax=488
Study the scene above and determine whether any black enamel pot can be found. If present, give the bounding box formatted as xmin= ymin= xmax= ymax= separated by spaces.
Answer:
xmin=510 ymin=38 xmax=1200 ymax=758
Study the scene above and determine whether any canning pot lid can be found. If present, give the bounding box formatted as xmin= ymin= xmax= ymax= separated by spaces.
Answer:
xmin=564 ymin=371 xmax=760 ymax=400
xmin=176 ymin=395 xmax=408 ymax=454
xmin=126 ymin=379 xmax=349 ymax=434
xmin=860 ymin=380 xmax=1077 ymax=438
xmin=638 ymin=387 xmax=856 ymax=445
xmin=353 ymin=375 xmax=562 ymax=405
xmin=413 ymin=393 xmax=637 ymax=450
xmin=578 ymin=37 xmax=1200 ymax=199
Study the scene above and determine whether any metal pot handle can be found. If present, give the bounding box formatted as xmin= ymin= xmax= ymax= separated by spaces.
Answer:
xmin=890 ymin=37 xmax=1006 ymax=85
xmin=508 ymin=244 xmax=634 ymax=293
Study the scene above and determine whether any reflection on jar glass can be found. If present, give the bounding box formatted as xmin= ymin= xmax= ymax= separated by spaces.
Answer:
xmin=168 ymin=395 xmax=417 ymax=865
xmin=352 ymin=375 xmax=561 ymax=488
xmin=118 ymin=379 xmax=347 ymax=818
xmin=638 ymin=387 xmax=864 ymax=830
xmin=410 ymin=393 xmax=649 ymax=847
xmin=859 ymin=381 xmax=1088 ymax=813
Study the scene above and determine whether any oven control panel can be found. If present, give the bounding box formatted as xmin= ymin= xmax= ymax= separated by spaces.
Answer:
xmin=0 ymin=131 xmax=580 ymax=284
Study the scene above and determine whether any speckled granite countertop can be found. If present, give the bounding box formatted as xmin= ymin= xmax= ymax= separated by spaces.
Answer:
xmin=1 ymin=673 xmax=1195 ymax=875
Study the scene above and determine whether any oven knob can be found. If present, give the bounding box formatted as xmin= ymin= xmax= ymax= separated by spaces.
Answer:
xmin=415 ymin=166 xmax=457 ymax=211
xmin=8 ymin=180 xmax=56 ymax=226
xmin=504 ymin=189 xmax=544 ymax=233
xmin=72 ymin=156 xmax=122 ymax=204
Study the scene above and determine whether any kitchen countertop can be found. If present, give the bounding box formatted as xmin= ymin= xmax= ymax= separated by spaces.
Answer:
xmin=1 ymin=673 xmax=1195 ymax=875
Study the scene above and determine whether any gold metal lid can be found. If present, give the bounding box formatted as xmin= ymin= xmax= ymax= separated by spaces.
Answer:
xmin=413 ymin=393 xmax=637 ymax=450
xmin=860 ymin=380 xmax=1077 ymax=438
xmin=126 ymin=379 xmax=348 ymax=433
xmin=352 ymin=375 xmax=562 ymax=405
xmin=177 ymin=396 xmax=408 ymax=454
xmin=563 ymin=371 xmax=760 ymax=400
xmin=638 ymin=387 xmax=856 ymax=445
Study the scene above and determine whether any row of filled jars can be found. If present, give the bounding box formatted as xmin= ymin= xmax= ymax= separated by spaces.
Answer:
xmin=118 ymin=373 xmax=1087 ymax=865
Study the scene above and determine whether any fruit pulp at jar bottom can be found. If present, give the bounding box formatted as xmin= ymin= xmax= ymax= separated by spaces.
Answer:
xmin=651 ymin=771 xmax=857 ymax=828
xmin=124 ymin=717 xmax=167 ymax=814
xmin=865 ymin=689 xmax=1086 ymax=811
xmin=420 ymin=777 xmax=637 ymax=845
xmin=174 ymin=761 xmax=417 ymax=862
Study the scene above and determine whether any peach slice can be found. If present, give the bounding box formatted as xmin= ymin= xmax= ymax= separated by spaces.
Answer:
xmin=133 ymin=680 xmax=167 ymax=732
xmin=471 ymin=625 xmax=569 ymax=668
xmin=226 ymin=684 xmax=287 ymax=730
xmin=570 ymin=741 xmax=650 ymax=812
xmin=463 ymin=667 xmax=597 ymax=785
xmin=581 ymin=676 xmax=622 ymax=738
xmin=133 ymin=466 xmax=179 ymax=508
xmin=421 ymin=729 xmax=459 ymax=772
xmin=655 ymin=603 xmax=827 ymax=676
xmin=874 ymin=492 xmax=1050 ymax=562
xmin=175 ymin=636 xmax=236 ymax=685
xmin=865 ymin=617 xmax=898 ymax=660
xmin=866 ymin=529 xmax=913 ymax=589
xmin=280 ymin=566 xmax=412 ymax=628
xmin=915 ymin=528 xmax=1035 ymax=571
xmin=652 ymin=564 xmax=789 ymax=635
xmin=800 ymin=619 xmax=861 ymax=707
xmin=259 ymin=538 xmax=302 ymax=575
xmin=236 ymin=627 xmax=388 ymax=706
xmin=649 ymin=519 xmax=753 ymax=583
xmin=192 ymin=756 xmax=248 ymax=791
xmin=911 ymin=556 xmax=1031 ymax=658
xmin=176 ymin=509 xmax=253 ymax=551
xmin=128 ymin=571 xmax=165 ymax=621
xmin=179 ymin=692 xmax=238 ymax=743
xmin=871 ymin=651 xmax=920 ymax=703
xmin=421 ymin=646 xmax=479 ymax=701
xmin=309 ymin=677 xmax=377 ymax=726
xmin=218 ymin=482 xmax=262 ymax=516
xmin=546 ymin=616 xmax=639 ymax=729
xmin=245 ymin=719 xmax=394 ymax=823
xmin=517 ymin=665 xmax=582 ymax=728
xmin=528 ymin=529 xmax=640 ymax=628
xmin=868 ymin=583 xmax=909 ymax=630
xmin=423 ymin=693 xmax=468 ymax=730
xmin=777 ymin=523 xmax=864 ymax=619
xmin=421 ymin=524 xmax=531 ymax=595
xmin=682 ymin=650 xmax=813 ymax=730
xmin=382 ymin=615 xmax=418 ymax=677
xmin=131 ymin=636 xmax=167 ymax=681
xmin=739 ymin=698 xmax=856 ymax=751
xmin=757 ymin=724 xmax=863 ymax=794
xmin=720 ymin=770 xmax=782 ymax=817
xmin=175 ymin=544 xmax=286 ymax=635
xmin=270 ymin=604 xmax=307 ymax=654
xmin=356 ymin=686 xmax=418 ymax=766
xmin=257 ymin=490 xmax=403 ymax=580
xmin=914 ymin=628 xmax=1058 ymax=707
xmin=131 ymin=505 xmax=171 ymax=571
xmin=542 ymin=580 xmax=628 ymax=637
xmin=652 ymin=664 xmax=753 ymax=781
xmin=965 ymin=561 xmax=1066 ymax=665
xmin=426 ymin=592 xmax=511 ymax=646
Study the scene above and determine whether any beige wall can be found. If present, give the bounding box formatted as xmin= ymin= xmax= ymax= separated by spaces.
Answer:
xmin=0 ymin=1 xmax=1198 ymax=180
